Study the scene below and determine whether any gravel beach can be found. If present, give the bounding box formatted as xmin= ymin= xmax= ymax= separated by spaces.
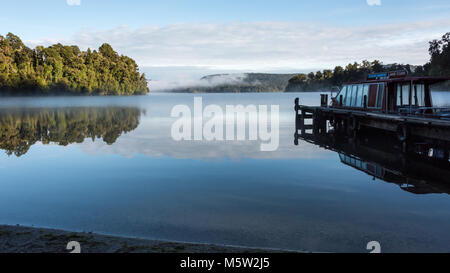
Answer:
xmin=0 ymin=225 xmax=282 ymax=253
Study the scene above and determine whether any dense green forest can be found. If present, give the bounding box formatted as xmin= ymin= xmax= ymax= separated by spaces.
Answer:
xmin=0 ymin=107 xmax=141 ymax=156
xmin=286 ymin=32 xmax=450 ymax=92
xmin=0 ymin=33 xmax=149 ymax=95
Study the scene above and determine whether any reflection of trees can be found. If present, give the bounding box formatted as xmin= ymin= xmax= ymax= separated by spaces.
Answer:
xmin=0 ymin=107 xmax=141 ymax=156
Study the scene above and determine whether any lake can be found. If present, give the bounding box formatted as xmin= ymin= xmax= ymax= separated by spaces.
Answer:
xmin=0 ymin=92 xmax=449 ymax=253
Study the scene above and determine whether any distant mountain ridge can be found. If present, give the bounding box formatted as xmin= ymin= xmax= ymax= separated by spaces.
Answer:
xmin=166 ymin=64 xmax=428 ymax=93
xmin=169 ymin=73 xmax=297 ymax=93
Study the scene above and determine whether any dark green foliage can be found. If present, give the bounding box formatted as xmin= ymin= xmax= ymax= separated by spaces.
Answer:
xmin=285 ymin=60 xmax=425 ymax=92
xmin=0 ymin=33 xmax=149 ymax=95
xmin=0 ymin=107 xmax=141 ymax=156
xmin=427 ymin=32 xmax=450 ymax=77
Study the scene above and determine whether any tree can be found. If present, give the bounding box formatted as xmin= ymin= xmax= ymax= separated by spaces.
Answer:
xmin=0 ymin=33 xmax=149 ymax=95
xmin=99 ymin=43 xmax=117 ymax=60
xmin=323 ymin=70 xmax=333 ymax=80
xmin=428 ymin=32 xmax=450 ymax=76
xmin=315 ymin=71 xmax=323 ymax=81
xmin=6 ymin=33 xmax=25 ymax=50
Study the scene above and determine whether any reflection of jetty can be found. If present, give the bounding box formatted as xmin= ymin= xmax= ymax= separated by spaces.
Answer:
xmin=295 ymin=71 xmax=450 ymax=144
xmin=295 ymin=129 xmax=450 ymax=195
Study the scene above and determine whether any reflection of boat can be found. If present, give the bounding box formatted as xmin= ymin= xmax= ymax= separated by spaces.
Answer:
xmin=0 ymin=107 xmax=142 ymax=157
xmin=295 ymin=129 xmax=450 ymax=195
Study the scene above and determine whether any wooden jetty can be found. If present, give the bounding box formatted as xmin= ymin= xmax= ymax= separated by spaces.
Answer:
xmin=295 ymin=71 xmax=450 ymax=144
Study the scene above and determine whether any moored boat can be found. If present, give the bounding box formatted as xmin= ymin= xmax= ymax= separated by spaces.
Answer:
xmin=295 ymin=71 xmax=450 ymax=144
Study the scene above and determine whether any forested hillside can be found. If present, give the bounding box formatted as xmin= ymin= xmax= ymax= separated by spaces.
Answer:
xmin=0 ymin=33 xmax=149 ymax=95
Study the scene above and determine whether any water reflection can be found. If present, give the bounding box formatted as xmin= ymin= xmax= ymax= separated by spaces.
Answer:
xmin=0 ymin=93 xmax=449 ymax=252
xmin=295 ymin=129 xmax=450 ymax=195
xmin=0 ymin=107 xmax=141 ymax=156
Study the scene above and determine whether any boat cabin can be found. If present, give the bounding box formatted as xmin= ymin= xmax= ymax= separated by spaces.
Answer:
xmin=331 ymin=71 xmax=449 ymax=114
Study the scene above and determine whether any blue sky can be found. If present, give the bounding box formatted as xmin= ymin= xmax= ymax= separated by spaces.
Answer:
xmin=1 ymin=0 xmax=450 ymax=84
xmin=3 ymin=0 xmax=450 ymax=38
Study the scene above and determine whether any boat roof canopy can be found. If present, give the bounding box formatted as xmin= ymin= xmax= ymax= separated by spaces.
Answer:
xmin=344 ymin=75 xmax=450 ymax=85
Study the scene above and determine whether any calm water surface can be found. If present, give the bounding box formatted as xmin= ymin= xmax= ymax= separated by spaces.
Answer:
xmin=0 ymin=92 xmax=449 ymax=252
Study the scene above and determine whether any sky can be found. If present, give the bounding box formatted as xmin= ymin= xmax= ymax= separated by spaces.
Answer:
xmin=1 ymin=0 xmax=450 ymax=81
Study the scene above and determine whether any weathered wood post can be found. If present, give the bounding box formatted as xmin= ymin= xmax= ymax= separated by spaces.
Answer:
xmin=320 ymin=113 xmax=327 ymax=134
xmin=320 ymin=94 xmax=328 ymax=107
xmin=295 ymin=98 xmax=301 ymax=140
xmin=313 ymin=109 xmax=319 ymax=135
xmin=295 ymin=97 xmax=300 ymax=129
xmin=301 ymin=108 xmax=306 ymax=135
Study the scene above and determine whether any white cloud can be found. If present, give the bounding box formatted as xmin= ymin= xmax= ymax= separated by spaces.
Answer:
xmin=67 ymin=0 xmax=81 ymax=6
xmin=26 ymin=19 xmax=450 ymax=73
xmin=149 ymin=73 xmax=254 ymax=91
xmin=366 ymin=0 xmax=381 ymax=6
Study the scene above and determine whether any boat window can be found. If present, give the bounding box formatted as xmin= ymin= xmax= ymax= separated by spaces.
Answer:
xmin=340 ymin=85 xmax=348 ymax=105
xmin=352 ymin=85 xmax=360 ymax=107
xmin=402 ymin=84 xmax=409 ymax=105
xmin=345 ymin=85 xmax=353 ymax=106
xmin=356 ymin=84 xmax=364 ymax=107
xmin=396 ymin=83 xmax=410 ymax=106
xmin=362 ymin=84 xmax=369 ymax=106
xmin=349 ymin=86 xmax=355 ymax=106
xmin=361 ymin=161 xmax=367 ymax=169
xmin=342 ymin=86 xmax=347 ymax=106
xmin=376 ymin=84 xmax=384 ymax=108
xmin=355 ymin=158 xmax=362 ymax=168
xmin=347 ymin=85 xmax=353 ymax=106
xmin=414 ymin=84 xmax=425 ymax=106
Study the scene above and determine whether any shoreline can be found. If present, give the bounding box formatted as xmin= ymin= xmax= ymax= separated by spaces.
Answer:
xmin=0 ymin=225 xmax=291 ymax=253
